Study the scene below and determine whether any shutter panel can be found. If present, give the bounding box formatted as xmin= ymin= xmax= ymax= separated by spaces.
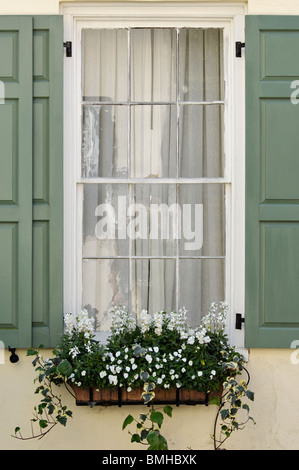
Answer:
xmin=32 ymin=16 xmax=63 ymax=347
xmin=245 ymin=16 xmax=299 ymax=347
xmin=0 ymin=17 xmax=33 ymax=348
xmin=0 ymin=16 xmax=63 ymax=348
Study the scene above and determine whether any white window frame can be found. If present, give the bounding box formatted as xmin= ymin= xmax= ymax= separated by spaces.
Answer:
xmin=62 ymin=2 xmax=246 ymax=351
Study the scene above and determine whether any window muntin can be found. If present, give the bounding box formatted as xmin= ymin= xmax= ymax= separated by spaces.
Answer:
xmin=80 ymin=27 xmax=226 ymax=331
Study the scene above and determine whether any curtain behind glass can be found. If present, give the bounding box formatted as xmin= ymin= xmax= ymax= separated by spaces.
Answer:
xmin=81 ymin=28 xmax=224 ymax=330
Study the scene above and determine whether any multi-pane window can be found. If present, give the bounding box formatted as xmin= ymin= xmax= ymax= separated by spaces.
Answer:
xmin=80 ymin=27 xmax=226 ymax=331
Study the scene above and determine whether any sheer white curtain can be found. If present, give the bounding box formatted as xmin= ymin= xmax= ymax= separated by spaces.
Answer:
xmin=81 ymin=28 xmax=224 ymax=331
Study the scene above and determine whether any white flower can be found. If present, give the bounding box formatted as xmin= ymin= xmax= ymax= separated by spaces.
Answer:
xmin=110 ymin=306 xmax=136 ymax=336
xmin=127 ymin=387 xmax=132 ymax=392
xmin=99 ymin=371 xmax=107 ymax=378
xmin=123 ymin=373 xmax=128 ymax=379
xmin=132 ymin=364 xmax=137 ymax=370
xmin=81 ymin=370 xmax=86 ymax=376
xmin=140 ymin=309 xmax=152 ymax=333
xmin=64 ymin=313 xmax=75 ymax=336
xmin=108 ymin=374 xmax=118 ymax=386
xmin=201 ymin=301 xmax=229 ymax=333
xmin=188 ymin=360 xmax=193 ymax=366
xmin=145 ymin=354 xmax=152 ymax=363
xmin=153 ymin=311 xmax=163 ymax=335
xmin=198 ymin=371 xmax=203 ymax=377
xmin=69 ymin=346 xmax=80 ymax=359
xmin=153 ymin=346 xmax=159 ymax=353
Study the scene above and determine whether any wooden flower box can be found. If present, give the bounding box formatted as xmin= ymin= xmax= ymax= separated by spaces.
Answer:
xmin=70 ymin=384 xmax=223 ymax=407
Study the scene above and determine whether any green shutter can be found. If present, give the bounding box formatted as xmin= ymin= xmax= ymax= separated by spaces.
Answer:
xmin=245 ymin=16 xmax=299 ymax=347
xmin=0 ymin=16 xmax=63 ymax=348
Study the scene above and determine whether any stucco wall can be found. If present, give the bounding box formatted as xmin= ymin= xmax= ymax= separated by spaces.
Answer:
xmin=2 ymin=0 xmax=299 ymax=16
xmin=1 ymin=348 xmax=299 ymax=450
xmin=1 ymin=0 xmax=299 ymax=451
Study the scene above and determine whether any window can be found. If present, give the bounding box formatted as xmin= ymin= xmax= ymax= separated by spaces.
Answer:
xmin=63 ymin=4 xmax=245 ymax=346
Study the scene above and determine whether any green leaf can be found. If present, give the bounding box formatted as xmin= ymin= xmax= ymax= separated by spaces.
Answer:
xmin=122 ymin=414 xmax=134 ymax=430
xmin=39 ymin=420 xmax=48 ymax=429
xmin=245 ymin=390 xmax=254 ymax=401
xmin=27 ymin=349 xmax=38 ymax=356
xmin=147 ymin=430 xmax=168 ymax=450
xmin=163 ymin=406 xmax=173 ymax=418
xmin=220 ymin=409 xmax=230 ymax=420
xmin=140 ymin=371 xmax=149 ymax=381
xmin=144 ymin=381 xmax=155 ymax=392
xmin=150 ymin=411 xmax=164 ymax=428
xmin=14 ymin=427 xmax=20 ymax=434
xmin=140 ymin=429 xmax=149 ymax=441
xmin=208 ymin=396 xmax=221 ymax=406
xmin=57 ymin=416 xmax=67 ymax=426
xmin=139 ymin=413 xmax=147 ymax=422
xmin=242 ymin=403 xmax=250 ymax=412
xmin=131 ymin=433 xmax=141 ymax=443
xmin=57 ymin=359 xmax=73 ymax=377
xmin=133 ymin=345 xmax=146 ymax=357
xmin=142 ymin=392 xmax=155 ymax=404
xmin=47 ymin=403 xmax=55 ymax=415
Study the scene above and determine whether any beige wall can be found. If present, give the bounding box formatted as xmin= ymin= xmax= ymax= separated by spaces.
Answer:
xmin=2 ymin=0 xmax=299 ymax=16
xmin=1 ymin=0 xmax=299 ymax=451
xmin=1 ymin=348 xmax=299 ymax=450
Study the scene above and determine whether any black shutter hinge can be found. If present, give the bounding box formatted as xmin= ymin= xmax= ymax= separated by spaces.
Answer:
xmin=235 ymin=41 xmax=245 ymax=58
xmin=235 ymin=313 xmax=245 ymax=330
xmin=8 ymin=346 xmax=19 ymax=363
xmin=63 ymin=41 xmax=72 ymax=57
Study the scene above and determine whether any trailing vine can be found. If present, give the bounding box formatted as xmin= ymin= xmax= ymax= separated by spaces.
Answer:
xmin=13 ymin=347 xmax=73 ymax=441
xmin=212 ymin=364 xmax=255 ymax=450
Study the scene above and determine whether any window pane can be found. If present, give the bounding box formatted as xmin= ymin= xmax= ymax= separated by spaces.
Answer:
xmin=131 ymin=259 xmax=176 ymax=316
xmin=179 ymin=104 xmax=224 ymax=178
xmin=82 ymin=258 xmax=129 ymax=332
xmin=179 ymin=184 xmax=225 ymax=256
xmin=82 ymin=29 xmax=128 ymax=102
xmin=83 ymin=184 xmax=129 ymax=257
xmin=179 ymin=259 xmax=225 ymax=326
xmin=179 ymin=28 xmax=224 ymax=102
xmin=131 ymin=184 xmax=177 ymax=256
xmin=131 ymin=105 xmax=176 ymax=177
xmin=131 ymin=28 xmax=176 ymax=102
xmin=82 ymin=105 xmax=128 ymax=178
